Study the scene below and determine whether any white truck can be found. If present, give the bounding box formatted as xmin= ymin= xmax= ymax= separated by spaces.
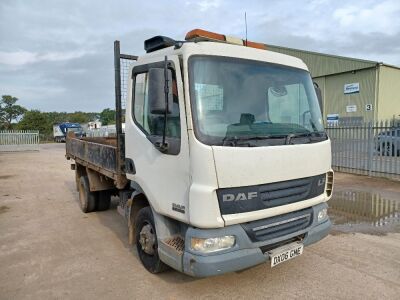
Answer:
xmin=66 ymin=29 xmax=334 ymax=277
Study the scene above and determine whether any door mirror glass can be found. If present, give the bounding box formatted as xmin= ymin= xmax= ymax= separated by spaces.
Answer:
xmin=148 ymin=68 xmax=173 ymax=115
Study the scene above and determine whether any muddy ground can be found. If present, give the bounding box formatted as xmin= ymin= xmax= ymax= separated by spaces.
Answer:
xmin=0 ymin=144 xmax=399 ymax=299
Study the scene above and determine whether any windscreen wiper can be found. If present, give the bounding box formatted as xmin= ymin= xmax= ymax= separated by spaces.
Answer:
xmin=285 ymin=132 xmax=326 ymax=145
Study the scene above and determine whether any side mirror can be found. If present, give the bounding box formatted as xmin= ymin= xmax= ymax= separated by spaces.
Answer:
xmin=148 ymin=68 xmax=173 ymax=115
xmin=313 ymin=82 xmax=323 ymax=114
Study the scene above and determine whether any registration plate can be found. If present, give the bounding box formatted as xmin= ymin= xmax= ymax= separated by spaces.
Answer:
xmin=269 ymin=242 xmax=304 ymax=267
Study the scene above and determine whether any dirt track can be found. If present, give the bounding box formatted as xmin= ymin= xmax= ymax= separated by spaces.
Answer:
xmin=1 ymin=144 xmax=399 ymax=299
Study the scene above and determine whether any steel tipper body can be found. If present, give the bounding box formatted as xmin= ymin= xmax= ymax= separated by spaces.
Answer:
xmin=66 ymin=29 xmax=334 ymax=277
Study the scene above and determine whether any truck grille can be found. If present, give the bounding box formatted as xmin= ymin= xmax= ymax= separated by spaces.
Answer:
xmin=241 ymin=208 xmax=313 ymax=242
xmin=260 ymin=178 xmax=312 ymax=208
xmin=217 ymin=174 xmax=326 ymax=215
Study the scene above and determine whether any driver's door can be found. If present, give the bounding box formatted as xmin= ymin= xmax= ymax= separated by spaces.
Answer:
xmin=124 ymin=55 xmax=190 ymax=223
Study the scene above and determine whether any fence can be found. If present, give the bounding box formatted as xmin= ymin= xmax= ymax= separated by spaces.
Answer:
xmin=85 ymin=124 xmax=125 ymax=138
xmin=326 ymin=120 xmax=400 ymax=180
xmin=86 ymin=127 xmax=117 ymax=138
xmin=0 ymin=130 xmax=40 ymax=152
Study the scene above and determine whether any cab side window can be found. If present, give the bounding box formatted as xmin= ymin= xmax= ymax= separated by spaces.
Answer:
xmin=133 ymin=71 xmax=180 ymax=138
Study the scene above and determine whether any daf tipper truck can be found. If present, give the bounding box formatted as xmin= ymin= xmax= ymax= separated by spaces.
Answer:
xmin=65 ymin=29 xmax=334 ymax=277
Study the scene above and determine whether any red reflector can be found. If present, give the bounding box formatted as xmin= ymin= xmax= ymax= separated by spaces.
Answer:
xmin=185 ymin=29 xmax=225 ymax=41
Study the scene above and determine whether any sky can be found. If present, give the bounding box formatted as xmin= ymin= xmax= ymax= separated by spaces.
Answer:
xmin=1 ymin=0 xmax=399 ymax=112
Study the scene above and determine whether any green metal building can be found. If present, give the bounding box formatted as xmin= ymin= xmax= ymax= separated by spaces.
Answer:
xmin=267 ymin=45 xmax=400 ymax=123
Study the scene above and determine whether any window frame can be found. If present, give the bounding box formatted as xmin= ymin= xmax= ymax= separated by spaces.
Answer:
xmin=131 ymin=60 xmax=181 ymax=155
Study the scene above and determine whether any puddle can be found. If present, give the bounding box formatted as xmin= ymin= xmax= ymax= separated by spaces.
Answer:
xmin=328 ymin=190 xmax=400 ymax=234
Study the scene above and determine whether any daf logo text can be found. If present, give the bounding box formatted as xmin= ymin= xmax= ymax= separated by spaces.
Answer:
xmin=222 ymin=192 xmax=258 ymax=202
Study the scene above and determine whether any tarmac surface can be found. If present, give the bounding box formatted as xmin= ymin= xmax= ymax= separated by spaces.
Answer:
xmin=1 ymin=143 xmax=399 ymax=299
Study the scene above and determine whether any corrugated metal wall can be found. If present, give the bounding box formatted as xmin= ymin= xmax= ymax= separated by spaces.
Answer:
xmin=266 ymin=45 xmax=376 ymax=77
xmin=267 ymin=45 xmax=400 ymax=123
xmin=378 ymin=65 xmax=400 ymax=120
xmin=321 ymin=68 xmax=376 ymax=123
xmin=267 ymin=45 xmax=380 ymax=123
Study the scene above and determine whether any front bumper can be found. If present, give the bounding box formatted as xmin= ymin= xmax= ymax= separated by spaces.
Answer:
xmin=182 ymin=202 xmax=331 ymax=277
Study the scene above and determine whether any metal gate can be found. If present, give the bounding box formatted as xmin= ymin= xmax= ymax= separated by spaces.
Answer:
xmin=326 ymin=120 xmax=400 ymax=180
xmin=0 ymin=130 xmax=40 ymax=152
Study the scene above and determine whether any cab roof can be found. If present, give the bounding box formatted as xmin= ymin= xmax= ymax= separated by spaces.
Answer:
xmin=138 ymin=41 xmax=309 ymax=72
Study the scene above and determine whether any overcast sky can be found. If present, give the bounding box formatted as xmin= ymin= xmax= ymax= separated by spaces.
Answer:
xmin=1 ymin=0 xmax=399 ymax=112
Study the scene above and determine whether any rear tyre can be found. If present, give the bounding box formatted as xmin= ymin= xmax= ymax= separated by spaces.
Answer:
xmin=75 ymin=169 xmax=80 ymax=191
xmin=135 ymin=207 xmax=169 ymax=273
xmin=78 ymin=176 xmax=97 ymax=213
xmin=96 ymin=191 xmax=112 ymax=211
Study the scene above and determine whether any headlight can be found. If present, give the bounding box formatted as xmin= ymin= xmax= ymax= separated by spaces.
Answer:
xmin=191 ymin=236 xmax=235 ymax=253
xmin=318 ymin=208 xmax=328 ymax=222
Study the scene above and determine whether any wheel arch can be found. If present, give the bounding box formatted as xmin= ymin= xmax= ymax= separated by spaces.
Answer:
xmin=127 ymin=181 xmax=182 ymax=245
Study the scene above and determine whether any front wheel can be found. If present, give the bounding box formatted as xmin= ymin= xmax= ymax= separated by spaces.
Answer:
xmin=135 ymin=207 xmax=169 ymax=273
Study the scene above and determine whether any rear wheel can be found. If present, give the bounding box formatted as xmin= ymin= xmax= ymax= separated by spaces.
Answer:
xmin=96 ymin=191 xmax=112 ymax=211
xmin=135 ymin=207 xmax=169 ymax=273
xmin=75 ymin=169 xmax=80 ymax=191
xmin=78 ymin=176 xmax=97 ymax=213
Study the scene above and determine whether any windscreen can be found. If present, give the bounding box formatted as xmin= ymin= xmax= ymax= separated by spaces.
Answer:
xmin=66 ymin=127 xmax=82 ymax=133
xmin=189 ymin=56 xmax=326 ymax=146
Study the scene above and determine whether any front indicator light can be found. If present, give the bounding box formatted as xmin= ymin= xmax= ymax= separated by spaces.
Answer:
xmin=191 ymin=236 xmax=235 ymax=253
xmin=318 ymin=208 xmax=328 ymax=222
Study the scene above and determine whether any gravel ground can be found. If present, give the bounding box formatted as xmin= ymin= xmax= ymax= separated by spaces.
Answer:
xmin=0 ymin=143 xmax=399 ymax=299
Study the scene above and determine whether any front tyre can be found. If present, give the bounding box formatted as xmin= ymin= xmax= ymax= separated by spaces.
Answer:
xmin=135 ymin=207 xmax=169 ymax=273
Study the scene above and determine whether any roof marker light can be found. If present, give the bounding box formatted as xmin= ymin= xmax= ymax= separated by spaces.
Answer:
xmin=185 ymin=29 xmax=225 ymax=42
xmin=245 ymin=40 xmax=266 ymax=50
xmin=225 ymin=35 xmax=243 ymax=46
xmin=185 ymin=28 xmax=267 ymax=50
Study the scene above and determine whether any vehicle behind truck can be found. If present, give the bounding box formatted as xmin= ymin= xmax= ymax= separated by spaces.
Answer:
xmin=65 ymin=29 xmax=334 ymax=277
xmin=54 ymin=122 xmax=84 ymax=142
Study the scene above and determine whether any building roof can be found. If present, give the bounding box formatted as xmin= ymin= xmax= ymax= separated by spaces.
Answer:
xmin=266 ymin=44 xmax=382 ymax=77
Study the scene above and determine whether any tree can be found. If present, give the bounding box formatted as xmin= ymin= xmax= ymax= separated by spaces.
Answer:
xmin=0 ymin=95 xmax=27 ymax=129
xmin=67 ymin=111 xmax=91 ymax=124
xmin=99 ymin=108 xmax=115 ymax=125
xmin=17 ymin=110 xmax=51 ymax=135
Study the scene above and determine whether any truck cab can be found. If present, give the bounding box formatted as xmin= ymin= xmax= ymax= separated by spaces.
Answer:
xmin=124 ymin=30 xmax=333 ymax=276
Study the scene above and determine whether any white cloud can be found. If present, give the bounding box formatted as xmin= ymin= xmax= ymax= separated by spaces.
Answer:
xmin=0 ymin=50 xmax=91 ymax=66
xmin=186 ymin=0 xmax=222 ymax=12
xmin=0 ymin=51 xmax=37 ymax=66
xmin=1 ymin=0 xmax=399 ymax=112
xmin=333 ymin=0 xmax=400 ymax=34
